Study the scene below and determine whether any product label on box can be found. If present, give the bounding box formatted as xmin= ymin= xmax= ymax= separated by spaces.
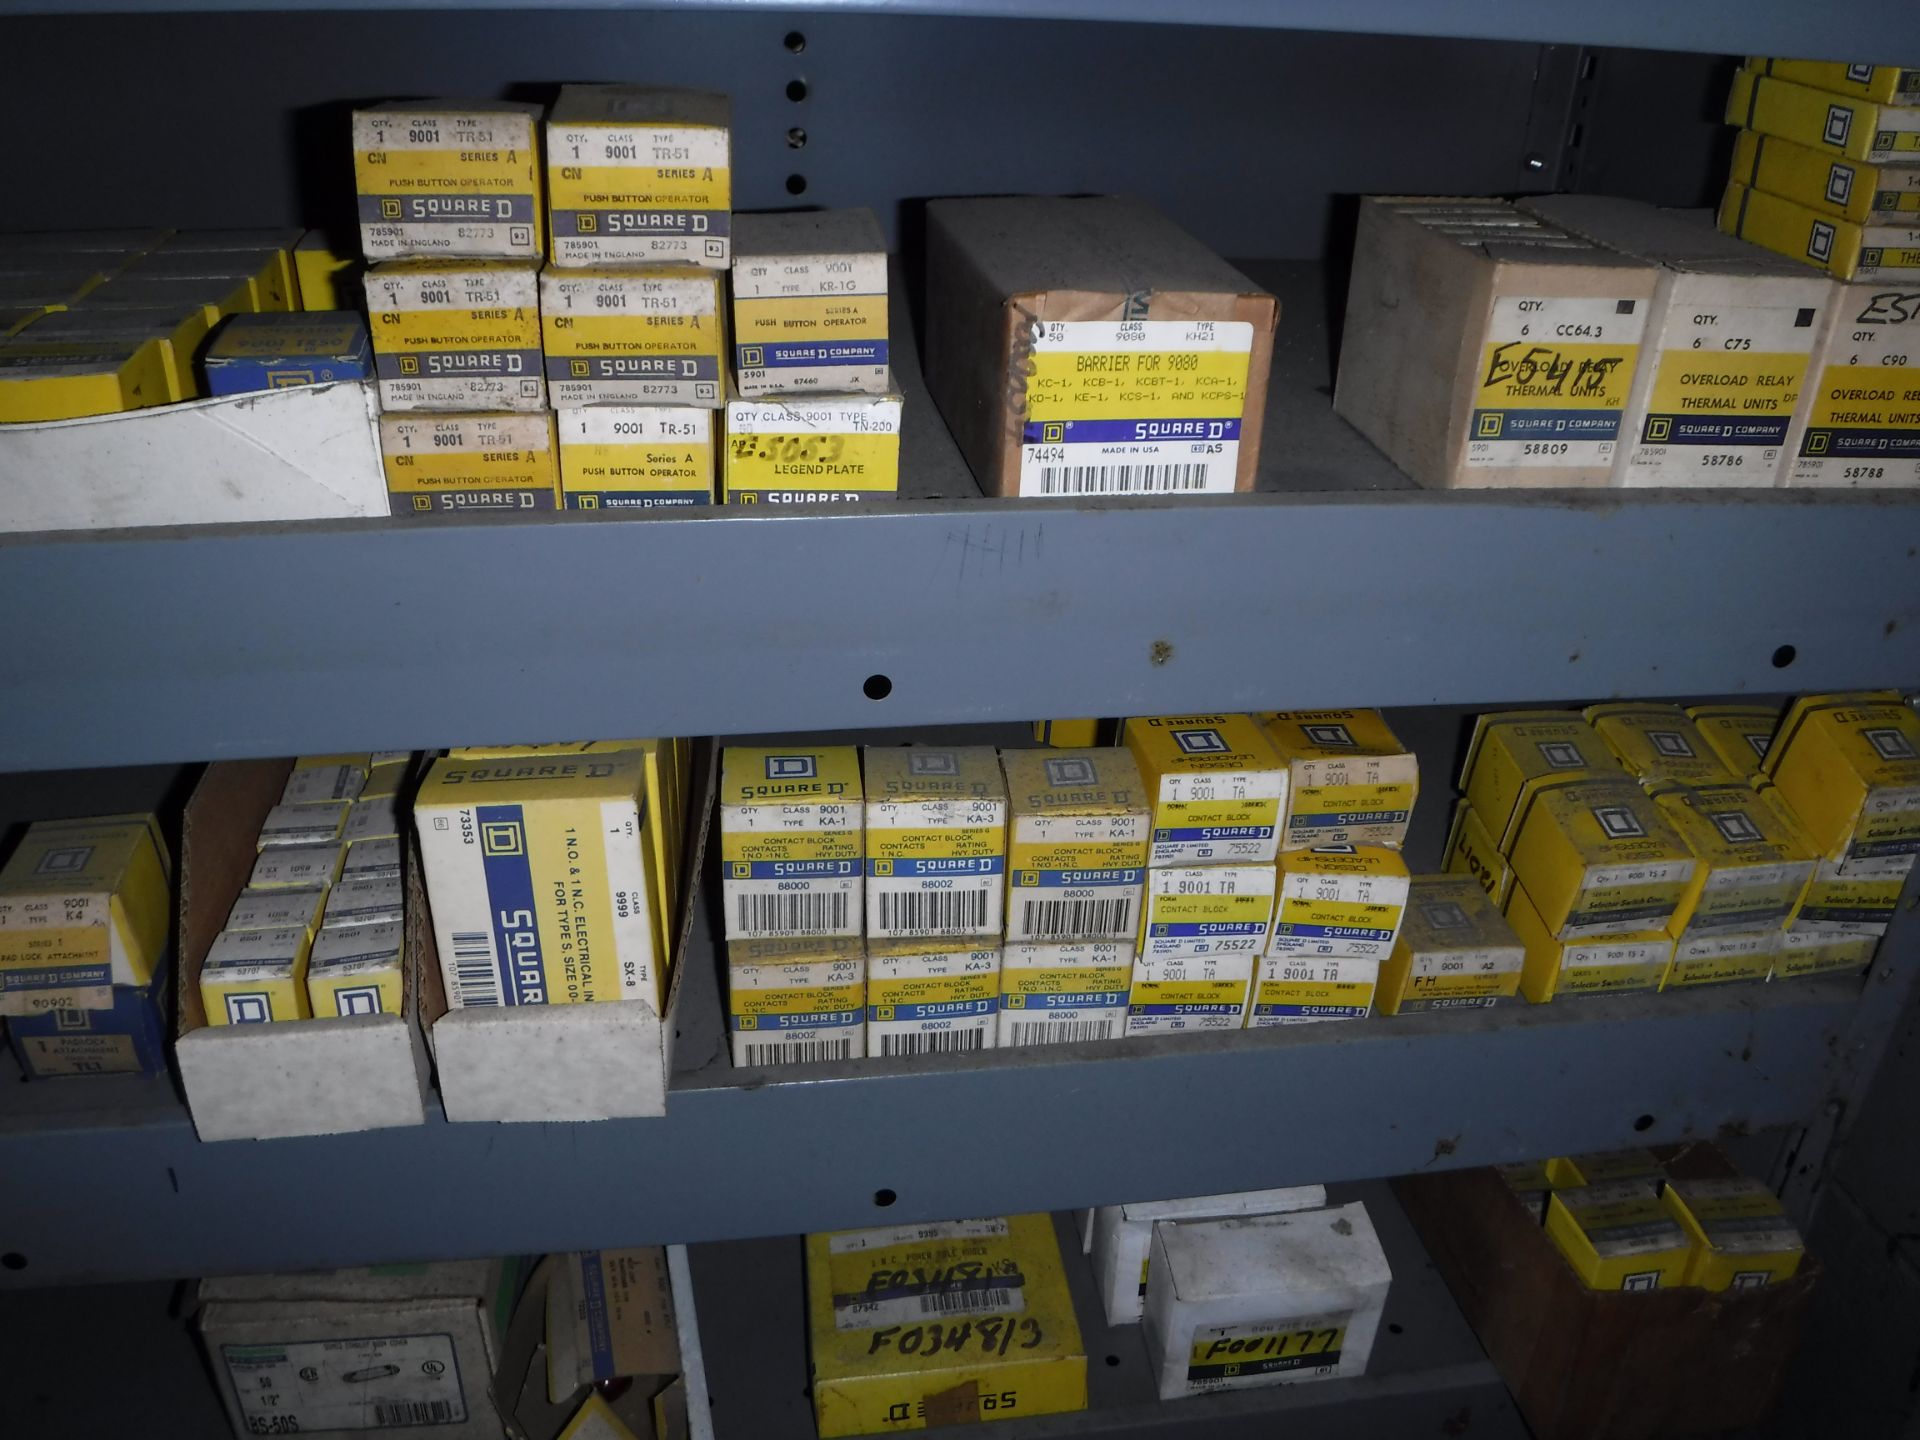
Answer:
xmin=352 ymin=109 xmax=540 ymax=259
xmin=1466 ymin=296 xmax=1646 ymax=470
xmin=1667 ymin=931 xmax=1778 ymax=988
xmin=735 ymin=251 xmax=889 ymax=394
xmin=1271 ymin=867 xmax=1405 ymax=954
xmin=1148 ymin=774 xmax=1284 ymax=864
xmin=723 ymin=394 xmax=902 ymax=503
xmin=558 ymin=406 xmax=714 ymax=509
xmin=367 ymin=264 xmax=543 ymax=410
xmin=828 ymin=1219 xmax=1024 ymax=1327
xmin=548 ymin=124 xmax=731 ymax=267
xmin=1777 ymin=926 xmax=1876 ymax=978
xmin=1557 ymin=936 xmax=1670 ymax=995
xmin=1140 ymin=866 xmax=1275 ymax=960
xmin=729 ymin=955 xmax=864 ymax=1066
xmin=1247 ymin=955 xmax=1378 ymax=1024
xmin=999 ymin=942 xmax=1130 ymax=1045
xmin=542 ymin=269 xmax=723 ymax=406
xmin=1006 ymin=813 xmax=1147 ymax=942
xmin=868 ymin=950 xmax=998 ymax=1058
xmin=1628 ymin=303 xmax=1820 ymax=483
xmin=0 ymin=886 xmax=110 ymax=1014
xmin=1400 ymin=945 xmax=1524 ymax=1010
xmin=20 ymin=1032 xmax=139 ymax=1075
xmin=381 ymin=412 xmax=556 ymax=517
xmin=1185 ymin=1312 xmax=1349 ymax=1390
xmin=722 ymin=797 xmax=862 ymax=941
xmin=1125 ymin=951 xmax=1252 ymax=1034
xmin=1794 ymin=290 xmax=1920 ymax=486
xmin=867 ymin=798 xmax=1006 ymax=939
xmin=222 ymin=1333 xmax=466 ymax=1432
xmin=1563 ymin=862 xmax=1696 ymax=936
xmin=1018 ymin=319 xmax=1252 ymax=496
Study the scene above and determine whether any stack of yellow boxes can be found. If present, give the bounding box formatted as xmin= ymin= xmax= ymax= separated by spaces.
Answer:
xmin=201 ymin=753 xmax=413 ymax=1024
xmin=0 ymin=228 xmax=301 ymax=420
xmin=1121 ymin=716 xmax=1286 ymax=1037
xmin=1715 ymin=60 xmax=1920 ymax=488
xmin=721 ymin=206 xmax=902 ymax=504
xmin=1248 ymin=711 xmax=1418 ymax=1025
xmin=1451 ymin=710 xmax=1688 ymax=1002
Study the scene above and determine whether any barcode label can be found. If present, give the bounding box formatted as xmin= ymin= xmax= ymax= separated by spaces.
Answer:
xmin=1033 ymin=462 xmax=1210 ymax=495
xmin=919 ymin=1287 xmax=1018 ymax=1316
xmin=1007 ymin=1018 xmax=1118 ymax=1045
xmin=450 ymin=931 xmax=502 ymax=1007
xmin=742 ymin=1038 xmax=852 ymax=1065
xmin=736 ymin=891 xmax=850 ymax=936
xmin=875 ymin=888 xmax=988 ymax=935
xmin=374 ymin=1400 xmax=457 ymax=1427
xmin=880 ymin=1028 xmax=986 ymax=1056
xmin=1018 ymin=896 xmax=1134 ymax=939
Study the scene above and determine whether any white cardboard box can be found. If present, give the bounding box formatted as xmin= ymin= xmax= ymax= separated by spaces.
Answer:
xmin=1144 ymin=1202 xmax=1392 ymax=1402
xmin=175 ymin=759 xmax=432 ymax=1143
xmin=0 ymin=379 xmax=384 ymax=531
xmin=425 ymin=745 xmax=713 ymax=1123
xmin=1090 ymin=1186 xmax=1329 ymax=1326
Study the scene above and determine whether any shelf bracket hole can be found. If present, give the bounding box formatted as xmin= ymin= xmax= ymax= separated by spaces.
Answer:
xmin=1771 ymin=644 xmax=1797 ymax=669
xmin=873 ymin=1188 xmax=897 ymax=1207
xmin=1633 ymin=1113 xmax=1656 ymax=1132
xmin=784 ymin=30 xmax=806 ymax=53
xmin=787 ymin=79 xmax=808 ymax=103
xmin=1 ymin=1253 xmax=25 ymax=1271
xmin=786 ymin=174 xmax=809 ymax=196
xmin=863 ymin=674 xmax=892 ymax=701
xmin=1104 ymin=1354 xmax=1121 ymax=1367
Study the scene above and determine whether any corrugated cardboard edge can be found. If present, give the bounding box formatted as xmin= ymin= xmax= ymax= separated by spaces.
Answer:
xmin=175 ymin=759 xmax=431 ymax=1143
xmin=428 ymin=742 xmax=717 ymax=1123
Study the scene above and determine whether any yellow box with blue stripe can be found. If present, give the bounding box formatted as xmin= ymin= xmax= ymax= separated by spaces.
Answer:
xmin=864 ymin=746 xmax=1007 ymax=940
xmin=1002 ymin=747 xmax=1150 ymax=944
xmin=1662 ymin=1176 xmax=1804 ymax=1292
xmin=307 ymin=920 xmax=405 ymax=1018
xmin=1762 ymin=691 xmax=1920 ymax=862
xmin=1377 ymin=874 xmax=1524 ymax=1015
xmin=7 ymin=956 xmax=170 ymax=1077
xmin=1727 ymin=67 xmax=1920 ymax=166
xmin=413 ymin=751 xmax=659 ymax=1009
xmin=202 ymin=312 xmax=371 ymax=396
xmin=557 ymin=405 xmax=716 ymax=511
xmin=721 ymin=745 xmax=864 ymax=941
xmin=199 ymin=925 xmax=314 ymax=1025
xmin=1245 ymin=950 xmax=1378 ymax=1025
xmin=1685 ymin=703 xmax=1782 ymax=785
xmin=1720 ymin=178 xmax=1920 ymax=282
xmin=1269 ymin=846 xmax=1409 ymax=961
xmin=866 ymin=938 xmax=1000 ymax=1057
xmin=352 ymin=101 xmax=544 ymax=262
xmin=1126 ymin=948 xmax=1254 ymax=1035
xmin=540 ymin=265 xmax=725 ymax=408
xmin=365 ymin=257 xmax=545 ymax=411
xmin=1140 ymin=864 xmax=1275 ymax=962
xmin=806 ymin=1214 xmax=1087 ymax=1437
xmin=1729 ymin=129 xmax=1920 ymax=227
xmin=0 ymin=813 xmax=171 ymax=1017
xmin=380 ymin=411 xmax=559 ymax=519
xmin=1124 ymin=713 xmax=1287 ymax=865
xmin=732 ymin=207 xmax=891 ymax=398
xmin=998 ymin=940 xmax=1131 ymax=1046
xmin=1545 ymin=1180 xmax=1693 ymax=1292
xmin=728 ymin=936 xmax=865 ymax=1066
xmin=1260 ymin=709 xmax=1417 ymax=851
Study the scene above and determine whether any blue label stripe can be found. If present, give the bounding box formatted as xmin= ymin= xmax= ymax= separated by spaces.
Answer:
xmin=580 ymin=1252 xmax=615 ymax=1381
xmin=0 ymin=962 xmax=113 ymax=991
xmin=1292 ymin=811 xmax=1410 ymax=828
xmin=743 ymin=340 xmax=890 ymax=368
xmin=1014 ymin=990 xmax=1127 ymax=1009
xmin=1641 ymin=414 xmax=1791 ymax=445
xmin=1128 ymin=1003 xmax=1244 ymax=1017
xmin=1275 ymin=923 xmax=1396 ymax=941
xmin=1149 ymin=922 xmax=1269 ymax=937
xmin=553 ymin=208 xmax=732 ymax=237
xmin=1472 ymin=408 xmax=1621 ymax=440
xmin=1254 ymin=1003 xmax=1369 ymax=1018
xmin=565 ymin=492 xmax=711 ymax=509
xmin=1801 ymin=428 xmax=1920 ymax=458
xmin=867 ymin=856 xmax=1005 ymax=877
xmin=735 ymin=859 xmax=858 ymax=879
xmin=1152 ymin=825 xmax=1275 ymax=842
xmin=477 ymin=803 xmax=540 ymax=1005
xmin=731 ymin=1009 xmax=861 ymax=1030
xmin=871 ymin=998 xmax=997 ymax=1021
xmin=1021 ymin=418 xmax=1243 ymax=444
xmin=1014 ymin=868 xmax=1142 ymax=888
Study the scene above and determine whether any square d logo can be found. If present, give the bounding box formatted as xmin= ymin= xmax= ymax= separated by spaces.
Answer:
xmin=1731 ymin=1271 xmax=1772 ymax=1290
xmin=1476 ymin=412 xmax=1504 ymax=437
xmin=1422 ymin=899 xmax=1471 ymax=931
xmin=570 ymin=359 xmax=590 ymax=377
xmin=1827 ymin=163 xmax=1855 ymax=206
xmin=1645 ymin=416 xmax=1671 ymax=442
xmin=1593 ymin=804 xmax=1647 ymax=840
xmin=1173 ymin=727 xmax=1230 ymax=755
xmin=225 ymin=994 xmax=272 ymax=1025
xmin=412 ymin=496 xmax=433 ymax=511
xmin=480 ymin=820 xmax=525 ymax=857
xmin=1045 ymin=757 xmax=1096 ymax=787
xmin=1865 ymin=727 xmax=1920 ymax=762
xmin=1621 ymin=1271 xmax=1662 ymax=1293
xmin=1537 ymin=740 xmax=1586 ymax=770
xmin=53 ymin=1008 xmax=91 ymax=1033
xmin=398 ymin=355 xmax=420 ymax=375
xmin=577 ymin=213 xmax=598 ymax=233
xmin=1042 ymin=422 xmax=1065 ymax=443
xmin=1847 ymin=63 xmax=1875 ymax=83
xmin=333 ymin=986 xmax=384 ymax=1017
xmin=1808 ymin=220 xmax=1837 ymax=264
xmin=1806 ymin=431 xmax=1831 ymax=454
xmin=1647 ymin=729 xmax=1696 ymax=759
xmin=1745 ymin=731 xmax=1772 ymax=761
xmin=910 ymin=751 xmax=959 ymax=776
xmin=35 ymin=845 xmax=92 ymax=876
xmin=1302 ymin=722 xmax=1357 ymax=748
xmin=766 ymin=754 xmax=816 ymax=780
xmin=741 ymin=345 xmax=764 ymax=368
xmin=380 ymin=198 xmax=401 ymax=219
xmin=1824 ymin=103 xmax=1854 ymax=147
xmin=1710 ymin=810 xmax=1765 ymax=845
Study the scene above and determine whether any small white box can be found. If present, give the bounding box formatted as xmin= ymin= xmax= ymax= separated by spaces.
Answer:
xmin=1091 ymin=1187 xmax=1329 ymax=1326
xmin=1145 ymin=1202 xmax=1392 ymax=1402
xmin=1139 ymin=864 xmax=1276 ymax=961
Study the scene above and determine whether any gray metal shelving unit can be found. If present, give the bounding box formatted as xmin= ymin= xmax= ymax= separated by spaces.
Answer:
xmin=3 ymin=4 xmax=1920 ymax=1436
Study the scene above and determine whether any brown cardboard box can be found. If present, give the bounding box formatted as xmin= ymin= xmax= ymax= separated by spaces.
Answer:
xmin=1335 ymin=197 xmax=1662 ymax=488
xmin=1396 ymin=1151 xmax=1815 ymax=1440
xmin=924 ymin=196 xmax=1277 ymax=497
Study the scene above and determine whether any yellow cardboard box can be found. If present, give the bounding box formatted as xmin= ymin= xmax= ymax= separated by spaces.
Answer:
xmin=1764 ymin=692 xmax=1920 ymax=860
xmin=1507 ymin=775 xmax=1696 ymax=938
xmin=1441 ymin=800 xmax=1513 ymax=906
xmin=1685 ymin=703 xmax=1782 ymax=784
xmin=199 ymin=925 xmax=313 ymax=1024
xmin=1652 ymin=782 xmax=1817 ymax=936
xmin=1377 ymin=874 xmax=1524 ymax=1015
xmin=863 ymin=746 xmax=1007 ymax=941
xmin=1748 ymin=59 xmax=1920 ymax=106
xmin=0 ymin=335 xmax=171 ymax=420
xmin=1508 ymin=881 xmax=1672 ymax=1002
xmin=1124 ymin=713 xmax=1287 ymax=865
xmin=1460 ymin=710 xmax=1623 ymax=850
xmin=1729 ymin=128 xmax=1920 ymax=227
xmin=728 ymin=936 xmax=865 ymax=1066
xmin=350 ymin=100 xmax=543 ymax=261
xmin=1727 ymin=67 xmax=1920 ymax=165
xmin=866 ymin=938 xmax=1000 ymax=1057
xmin=1259 ymin=709 xmax=1417 ymax=850
xmin=364 ymin=257 xmax=544 ymax=411
xmin=999 ymin=941 xmax=1130 ymax=1046
xmin=1544 ymin=1180 xmax=1693 ymax=1292
xmin=1244 ymin=951 xmax=1377 ymax=1025
xmin=1774 ymin=924 xmax=1878 ymax=980
xmin=1139 ymin=865 xmax=1275 ymax=962
xmin=1662 ymin=1175 xmax=1805 ymax=1291
xmin=1663 ymin=930 xmax=1780 ymax=990
xmin=540 ymin=265 xmax=725 ymax=408
xmin=1720 ymin=178 xmax=1920 ymax=281
xmin=806 ymin=1214 xmax=1086 ymax=1437
xmin=1544 ymin=1149 xmax=1662 ymax=1189
xmin=556 ymin=405 xmax=716 ymax=511
xmin=306 ymin=920 xmax=405 ymax=1018
xmin=1269 ymin=846 xmax=1410 ymax=960
xmin=1584 ymin=704 xmax=1741 ymax=787
xmin=1001 ymin=748 xmax=1149 ymax=944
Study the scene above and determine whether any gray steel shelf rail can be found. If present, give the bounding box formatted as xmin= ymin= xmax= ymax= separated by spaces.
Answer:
xmin=3 ymin=263 xmax=1917 ymax=773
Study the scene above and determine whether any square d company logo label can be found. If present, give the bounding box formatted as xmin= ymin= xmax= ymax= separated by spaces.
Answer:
xmin=766 ymin=755 xmax=817 ymax=780
xmin=1647 ymin=729 xmax=1697 ymax=759
xmin=1045 ymin=757 xmax=1096 ymax=787
xmin=1537 ymin=740 xmax=1586 ymax=770
xmin=1808 ymin=221 xmax=1837 ymax=264
xmin=1824 ymin=103 xmax=1853 ymax=148
xmin=909 ymin=751 xmax=959 ymax=776
xmin=53 ymin=1008 xmax=91 ymax=1033
xmin=481 ymin=820 xmax=525 ymax=857
xmin=35 ymin=845 xmax=92 ymax=876
xmin=1173 ymin=728 xmax=1230 ymax=755
xmin=1421 ymin=899 xmax=1471 ymax=931
xmin=1732 ymin=1271 xmax=1773 ymax=1290
xmin=1621 ymin=1271 xmax=1662 ymax=1293
xmin=1866 ymin=727 xmax=1920 ymax=762
xmin=1709 ymin=810 xmax=1765 ymax=845
xmin=333 ymin=986 xmax=384 ymax=1017
xmin=225 ymin=994 xmax=273 ymax=1025
xmin=1593 ymin=805 xmax=1647 ymax=840
xmin=1827 ymin=163 xmax=1855 ymax=206
xmin=1302 ymin=722 xmax=1357 ymax=748
xmin=1846 ymin=63 xmax=1875 ymax=83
